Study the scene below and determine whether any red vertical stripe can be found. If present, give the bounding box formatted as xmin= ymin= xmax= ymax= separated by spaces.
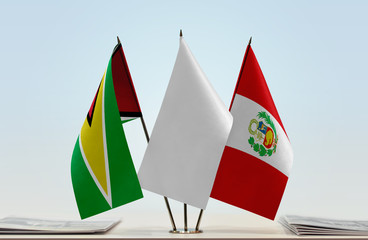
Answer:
xmin=111 ymin=44 xmax=141 ymax=114
xmin=211 ymin=146 xmax=288 ymax=220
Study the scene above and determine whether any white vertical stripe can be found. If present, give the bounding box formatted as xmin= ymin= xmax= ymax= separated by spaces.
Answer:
xmin=226 ymin=94 xmax=293 ymax=176
xmin=101 ymin=72 xmax=112 ymax=207
xmin=79 ymin=137 xmax=112 ymax=207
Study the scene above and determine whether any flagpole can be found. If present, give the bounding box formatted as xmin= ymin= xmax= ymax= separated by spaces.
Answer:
xmin=180 ymin=29 xmax=191 ymax=233
xmin=184 ymin=203 xmax=188 ymax=232
xmin=116 ymin=36 xmax=177 ymax=232
xmin=139 ymin=116 xmax=150 ymax=143
xmin=139 ymin=115 xmax=177 ymax=231
xmin=195 ymin=209 xmax=203 ymax=231
xmin=164 ymin=195 xmax=177 ymax=231
xmin=229 ymin=36 xmax=252 ymax=110
xmin=180 ymin=29 xmax=204 ymax=234
xmin=179 ymin=29 xmax=190 ymax=233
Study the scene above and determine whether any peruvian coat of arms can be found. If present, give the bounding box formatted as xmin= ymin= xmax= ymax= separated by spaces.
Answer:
xmin=248 ymin=111 xmax=278 ymax=157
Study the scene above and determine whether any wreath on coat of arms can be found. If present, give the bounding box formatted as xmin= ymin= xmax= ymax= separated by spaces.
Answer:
xmin=248 ymin=111 xmax=278 ymax=157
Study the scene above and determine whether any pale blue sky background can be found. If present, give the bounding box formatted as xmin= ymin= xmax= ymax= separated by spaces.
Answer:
xmin=0 ymin=0 xmax=367 ymax=222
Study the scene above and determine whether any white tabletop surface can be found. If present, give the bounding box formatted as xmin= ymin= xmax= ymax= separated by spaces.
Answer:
xmin=0 ymin=213 xmax=368 ymax=239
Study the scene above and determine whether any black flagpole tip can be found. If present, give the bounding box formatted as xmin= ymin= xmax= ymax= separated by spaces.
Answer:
xmin=117 ymin=36 xmax=121 ymax=44
xmin=180 ymin=29 xmax=183 ymax=37
xmin=248 ymin=36 xmax=252 ymax=46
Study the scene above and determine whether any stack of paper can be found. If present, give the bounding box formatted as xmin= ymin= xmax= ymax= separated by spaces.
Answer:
xmin=0 ymin=217 xmax=119 ymax=234
xmin=280 ymin=215 xmax=368 ymax=236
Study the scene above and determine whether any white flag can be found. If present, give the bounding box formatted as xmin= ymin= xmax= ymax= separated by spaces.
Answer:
xmin=138 ymin=37 xmax=233 ymax=209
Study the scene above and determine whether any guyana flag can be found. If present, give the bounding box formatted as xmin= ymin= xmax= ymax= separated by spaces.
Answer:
xmin=71 ymin=40 xmax=143 ymax=219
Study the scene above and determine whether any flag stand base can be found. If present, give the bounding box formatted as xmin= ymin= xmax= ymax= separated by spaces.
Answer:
xmin=169 ymin=229 xmax=203 ymax=234
xmin=168 ymin=204 xmax=204 ymax=234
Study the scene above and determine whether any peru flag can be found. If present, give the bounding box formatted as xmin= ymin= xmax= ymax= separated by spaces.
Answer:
xmin=211 ymin=42 xmax=293 ymax=220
